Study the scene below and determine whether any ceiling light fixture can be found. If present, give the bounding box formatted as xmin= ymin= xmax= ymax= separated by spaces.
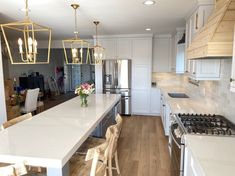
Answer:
xmin=0 ymin=0 xmax=52 ymax=64
xmin=88 ymin=21 xmax=105 ymax=65
xmin=146 ymin=28 xmax=151 ymax=31
xmin=143 ymin=0 xmax=156 ymax=6
xmin=62 ymin=4 xmax=90 ymax=65
xmin=19 ymin=8 xmax=31 ymax=12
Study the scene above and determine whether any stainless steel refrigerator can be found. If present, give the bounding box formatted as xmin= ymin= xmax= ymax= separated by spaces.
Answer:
xmin=103 ymin=59 xmax=131 ymax=115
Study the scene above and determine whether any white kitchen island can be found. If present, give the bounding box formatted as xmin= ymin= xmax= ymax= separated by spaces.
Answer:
xmin=0 ymin=94 xmax=120 ymax=176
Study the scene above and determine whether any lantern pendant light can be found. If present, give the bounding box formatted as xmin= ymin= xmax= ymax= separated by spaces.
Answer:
xmin=0 ymin=0 xmax=52 ymax=64
xmin=92 ymin=21 xmax=105 ymax=65
xmin=62 ymin=4 xmax=90 ymax=65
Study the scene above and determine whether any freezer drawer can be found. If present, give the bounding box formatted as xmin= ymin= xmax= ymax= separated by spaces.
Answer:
xmin=121 ymin=96 xmax=131 ymax=115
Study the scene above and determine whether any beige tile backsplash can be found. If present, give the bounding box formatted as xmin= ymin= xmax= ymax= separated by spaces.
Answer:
xmin=153 ymin=58 xmax=235 ymax=123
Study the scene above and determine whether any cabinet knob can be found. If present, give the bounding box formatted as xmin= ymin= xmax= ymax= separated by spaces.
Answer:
xmin=230 ymin=78 xmax=235 ymax=82
xmin=193 ymin=72 xmax=196 ymax=75
xmin=163 ymin=104 xmax=166 ymax=107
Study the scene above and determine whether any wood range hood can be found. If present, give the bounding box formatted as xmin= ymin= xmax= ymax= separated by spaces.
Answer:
xmin=187 ymin=0 xmax=235 ymax=59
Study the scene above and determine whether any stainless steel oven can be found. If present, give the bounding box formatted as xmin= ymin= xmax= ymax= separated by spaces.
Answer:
xmin=169 ymin=117 xmax=185 ymax=176
xmin=170 ymin=113 xmax=235 ymax=176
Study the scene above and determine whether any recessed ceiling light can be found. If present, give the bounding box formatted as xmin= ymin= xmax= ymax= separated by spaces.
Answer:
xmin=146 ymin=28 xmax=151 ymax=31
xmin=143 ymin=0 xmax=156 ymax=6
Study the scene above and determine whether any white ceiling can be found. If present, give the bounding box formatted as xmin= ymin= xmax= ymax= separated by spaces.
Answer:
xmin=0 ymin=0 xmax=197 ymax=39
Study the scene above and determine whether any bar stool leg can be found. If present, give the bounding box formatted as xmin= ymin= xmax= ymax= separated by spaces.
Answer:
xmin=108 ymin=157 xmax=113 ymax=176
xmin=115 ymin=151 xmax=121 ymax=175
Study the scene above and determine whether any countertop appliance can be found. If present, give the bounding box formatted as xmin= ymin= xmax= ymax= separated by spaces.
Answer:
xmin=103 ymin=59 xmax=131 ymax=115
xmin=169 ymin=113 xmax=235 ymax=176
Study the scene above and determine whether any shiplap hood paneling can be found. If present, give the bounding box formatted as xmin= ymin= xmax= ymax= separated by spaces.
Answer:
xmin=187 ymin=0 xmax=235 ymax=59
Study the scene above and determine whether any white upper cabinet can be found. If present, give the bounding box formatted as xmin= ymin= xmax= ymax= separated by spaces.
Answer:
xmin=152 ymin=35 xmax=172 ymax=72
xmin=185 ymin=1 xmax=214 ymax=48
xmin=98 ymin=38 xmax=132 ymax=59
xmin=188 ymin=59 xmax=221 ymax=80
xmin=132 ymin=38 xmax=152 ymax=66
xmin=176 ymin=44 xmax=185 ymax=74
xmin=99 ymin=39 xmax=117 ymax=59
xmin=116 ymin=38 xmax=132 ymax=59
xmin=230 ymin=25 xmax=235 ymax=92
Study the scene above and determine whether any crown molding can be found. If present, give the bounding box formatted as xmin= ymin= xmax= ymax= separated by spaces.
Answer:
xmin=154 ymin=34 xmax=172 ymax=39
xmin=185 ymin=0 xmax=215 ymax=20
xmin=93 ymin=34 xmax=154 ymax=39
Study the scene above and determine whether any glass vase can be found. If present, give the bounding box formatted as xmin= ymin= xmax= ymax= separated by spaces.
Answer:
xmin=80 ymin=95 xmax=88 ymax=107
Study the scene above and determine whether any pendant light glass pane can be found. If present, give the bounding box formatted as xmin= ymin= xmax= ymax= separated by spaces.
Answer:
xmin=94 ymin=45 xmax=105 ymax=60
xmin=88 ymin=48 xmax=103 ymax=65
xmin=62 ymin=39 xmax=90 ymax=65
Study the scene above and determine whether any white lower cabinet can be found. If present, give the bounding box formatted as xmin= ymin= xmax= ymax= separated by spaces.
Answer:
xmin=188 ymin=59 xmax=221 ymax=80
xmin=132 ymin=89 xmax=150 ymax=115
xmin=160 ymin=94 xmax=165 ymax=126
xmin=160 ymin=94 xmax=171 ymax=136
xmin=132 ymin=88 xmax=161 ymax=116
xmin=150 ymin=88 xmax=161 ymax=115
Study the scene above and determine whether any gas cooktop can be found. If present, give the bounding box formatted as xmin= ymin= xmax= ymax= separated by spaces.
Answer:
xmin=177 ymin=113 xmax=235 ymax=136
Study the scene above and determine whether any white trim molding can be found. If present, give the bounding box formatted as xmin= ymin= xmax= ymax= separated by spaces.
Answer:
xmin=94 ymin=34 xmax=154 ymax=39
xmin=0 ymin=36 xmax=7 ymax=125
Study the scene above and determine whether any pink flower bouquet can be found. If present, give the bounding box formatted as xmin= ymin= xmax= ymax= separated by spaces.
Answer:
xmin=75 ymin=83 xmax=95 ymax=107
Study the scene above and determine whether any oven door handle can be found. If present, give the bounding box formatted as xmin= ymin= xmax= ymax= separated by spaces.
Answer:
xmin=170 ymin=128 xmax=181 ymax=149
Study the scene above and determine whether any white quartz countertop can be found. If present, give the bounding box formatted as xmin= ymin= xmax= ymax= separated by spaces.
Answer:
xmin=184 ymin=135 xmax=235 ymax=176
xmin=0 ymin=94 xmax=120 ymax=168
xmin=159 ymin=86 xmax=216 ymax=114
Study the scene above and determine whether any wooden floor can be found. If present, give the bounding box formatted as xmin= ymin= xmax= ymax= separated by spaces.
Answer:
xmin=115 ymin=116 xmax=171 ymax=176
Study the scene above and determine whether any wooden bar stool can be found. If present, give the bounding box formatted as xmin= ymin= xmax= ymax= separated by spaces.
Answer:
xmin=0 ymin=162 xmax=27 ymax=176
xmin=78 ymin=114 xmax=123 ymax=153
xmin=70 ymin=125 xmax=119 ymax=176
xmin=77 ymin=114 xmax=123 ymax=176
xmin=1 ymin=113 xmax=32 ymax=130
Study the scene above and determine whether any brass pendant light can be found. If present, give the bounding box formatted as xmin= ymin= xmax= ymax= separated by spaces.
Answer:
xmin=0 ymin=0 xmax=52 ymax=64
xmin=88 ymin=21 xmax=104 ymax=65
xmin=62 ymin=4 xmax=90 ymax=65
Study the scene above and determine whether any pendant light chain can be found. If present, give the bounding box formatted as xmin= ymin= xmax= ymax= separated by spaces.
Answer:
xmin=25 ymin=0 xmax=29 ymax=20
xmin=74 ymin=7 xmax=78 ymax=39
xmin=96 ymin=23 xmax=98 ymax=46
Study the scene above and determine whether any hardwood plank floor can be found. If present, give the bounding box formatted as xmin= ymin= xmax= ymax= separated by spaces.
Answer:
xmin=115 ymin=116 xmax=171 ymax=176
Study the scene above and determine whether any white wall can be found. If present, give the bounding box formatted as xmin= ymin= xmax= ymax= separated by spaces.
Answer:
xmin=152 ymin=35 xmax=173 ymax=72
xmin=0 ymin=36 xmax=7 ymax=125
